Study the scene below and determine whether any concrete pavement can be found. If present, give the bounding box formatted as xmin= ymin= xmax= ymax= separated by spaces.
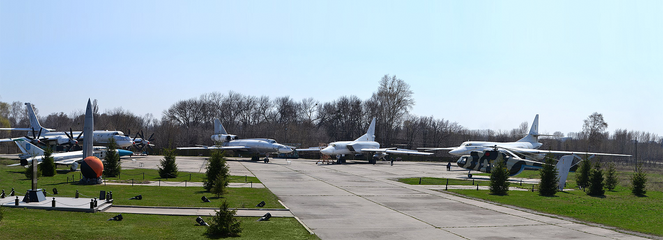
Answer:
xmin=239 ymin=158 xmax=648 ymax=240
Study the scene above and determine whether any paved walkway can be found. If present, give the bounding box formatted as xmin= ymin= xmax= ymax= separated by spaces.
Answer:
xmin=105 ymin=205 xmax=293 ymax=217
xmin=239 ymin=158 xmax=648 ymax=240
xmin=103 ymin=181 xmax=265 ymax=188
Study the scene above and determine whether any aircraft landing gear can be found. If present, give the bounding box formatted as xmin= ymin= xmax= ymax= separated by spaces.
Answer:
xmin=468 ymin=170 xmax=473 ymax=178
xmin=264 ymin=157 xmax=269 ymax=163
xmin=368 ymin=158 xmax=377 ymax=164
xmin=336 ymin=156 xmax=346 ymax=164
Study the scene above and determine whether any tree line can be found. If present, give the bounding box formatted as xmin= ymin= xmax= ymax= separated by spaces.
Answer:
xmin=1 ymin=75 xmax=662 ymax=166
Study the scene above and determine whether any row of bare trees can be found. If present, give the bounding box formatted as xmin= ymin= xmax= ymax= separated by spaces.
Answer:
xmin=1 ymin=76 xmax=663 ymax=166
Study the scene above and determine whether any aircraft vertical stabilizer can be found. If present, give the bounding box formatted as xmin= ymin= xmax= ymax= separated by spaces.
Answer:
xmin=556 ymin=155 xmax=574 ymax=191
xmin=517 ymin=114 xmax=539 ymax=144
xmin=354 ymin=118 xmax=376 ymax=142
xmin=25 ymin=103 xmax=48 ymax=134
xmin=82 ymin=99 xmax=94 ymax=158
xmin=214 ymin=119 xmax=227 ymax=135
xmin=15 ymin=139 xmax=44 ymax=157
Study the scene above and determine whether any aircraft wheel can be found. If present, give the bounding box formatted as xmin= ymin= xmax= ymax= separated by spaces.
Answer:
xmin=468 ymin=173 xmax=473 ymax=178
xmin=264 ymin=158 xmax=269 ymax=163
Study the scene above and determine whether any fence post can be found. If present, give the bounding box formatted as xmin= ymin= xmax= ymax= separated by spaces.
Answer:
xmin=185 ymin=180 xmax=187 ymax=187
xmin=132 ymin=179 xmax=134 ymax=186
xmin=159 ymin=180 xmax=160 ymax=186
xmin=189 ymin=174 xmax=191 ymax=181
xmin=143 ymin=172 xmax=145 ymax=180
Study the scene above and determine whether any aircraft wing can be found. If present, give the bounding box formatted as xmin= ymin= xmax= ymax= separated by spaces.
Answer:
xmin=295 ymin=147 xmax=323 ymax=152
xmin=0 ymin=128 xmax=33 ymax=131
xmin=417 ymin=147 xmax=457 ymax=151
xmin=0 ymin=137 xmax=26 ymax=143
xmin=176 ymin=146 xmax=250 ymax=150
xmin=505 ymin=147 xmax=631 ymax=157
xmin=361 ymin=148 xmax=433 ymax=156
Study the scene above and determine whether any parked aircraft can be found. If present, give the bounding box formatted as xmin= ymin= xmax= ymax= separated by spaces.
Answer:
xmin=422 ymin=114 xmax=630 ymax=177
xmin=177 ymin=119 xmax=294 ymax=163
xmin=298 ymin=118 xmax=432 ymax=164
xmin=8 ymin=99 xmax=131 ymax=171
xmin=0 ymin=102 xmax=134 ymax=149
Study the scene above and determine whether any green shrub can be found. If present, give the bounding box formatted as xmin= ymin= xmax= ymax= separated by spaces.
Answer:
xmin=587 ymin=161 xmax=605 ymax=196
xmin=575 ymin=157 xmax=591 ymax=189
xmin=103 ymin=138 xmax=121 ymax=177
xmin=205 ymin=201 xmax=242 ymax=238
xmin=204 ymin=150 xmax=229 ymax=192
xmin=158 ymin=148 xmax=178 ymax=178
xmin=24 ymin=161 xmax=42 ymax=179
xmin=604 ymin=162 xmax=618 ymax=191
xmin=489 ymin=155 xmax=510 ymax=195
xmin=631 ymin=163 xmax=647 ymax=196
xmin=40 ymin=147 xmax=56 ymax=177
xmin=538 ymin=155 xmax=559 ymax=196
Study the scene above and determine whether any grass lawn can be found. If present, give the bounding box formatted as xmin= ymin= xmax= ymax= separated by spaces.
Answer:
xmin=448 ymin=186 xmax=663 ymax=237
xmin=0 ymin=163 xmax=282 ymax=209
xmin=0 ymin=208 xmax=318 ymax=240
xmin=103 ymin=168 xmax=262 ymax=184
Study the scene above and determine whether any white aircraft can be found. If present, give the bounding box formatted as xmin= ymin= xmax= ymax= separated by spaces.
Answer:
xmin=421 ymin=114 xmax=630 ymax=177
xmin=6 ymin=99 xmax=131 ymax=171
xmin=298 ymin=118 xmax=432 ymax=164
xmin=0 ymin=102 xmax=134 ymax=149
xmin=177 ymin=119 xmax=294 ymax=163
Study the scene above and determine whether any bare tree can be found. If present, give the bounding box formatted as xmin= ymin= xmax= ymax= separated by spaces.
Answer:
xmin=582 ymin=112 xmax=608 ymax=150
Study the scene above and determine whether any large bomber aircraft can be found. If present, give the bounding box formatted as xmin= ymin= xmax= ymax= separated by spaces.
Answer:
xmin=298 ymin=118 xmax=432 ymax=164
xmin=0 ymin=103 xmax=134 ymax=149
xmin=177 ymin=119 xmax=294 ymax=163
xmin=8 ymin=99 xmax=131 ymax=171
xmin=422 ymin=114 xmax=630 ymax=178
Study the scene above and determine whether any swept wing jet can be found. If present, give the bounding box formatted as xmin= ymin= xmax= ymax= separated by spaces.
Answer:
xmin=422 ymin=114 xmax=630 ymax=177
xmin=177 ymin=119 xmax=293 ymax=163
xmin=298 ymin=118 xmax=432 ymax=164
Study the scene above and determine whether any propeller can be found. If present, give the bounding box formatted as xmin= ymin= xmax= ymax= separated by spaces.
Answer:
xmin=63 ymin=128 xmax=83 ymax=151
xmin=25 ymin=127 xmax=47 ymax=145
xmin=132 ymin=130 xmax=155 ymax=153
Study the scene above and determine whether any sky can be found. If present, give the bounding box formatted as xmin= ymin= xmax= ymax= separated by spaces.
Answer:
xmin=1 ymin=1 xmax=662 ymax=137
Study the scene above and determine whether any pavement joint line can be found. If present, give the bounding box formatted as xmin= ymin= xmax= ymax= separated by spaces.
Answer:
xmin=111 ymin=205 xmax=290 ymax=211
xmin=314 ymin=163 xmax=626 ymax=239
xmin=284 ymin=164 xmax=448 ymax=232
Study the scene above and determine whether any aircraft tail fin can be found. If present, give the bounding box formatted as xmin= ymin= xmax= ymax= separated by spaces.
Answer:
xmin=214 ymin=119 xmax=227 ymax=135
xmin=517 ymin=114 xmax=539 ymax=144
xmin=25 ymin=103 xmax=49 ymax=134
xmin=556 ymin=155 xmax=574 ymax=191
xmin=15 ymin=139 xmax=45 ymax=157
xmin=354 ymin=118 xmax=376 ymax=142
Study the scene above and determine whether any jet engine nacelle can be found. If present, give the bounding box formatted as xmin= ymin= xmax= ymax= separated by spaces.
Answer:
xmin=211 ymin=134 xmax=237 ymax=143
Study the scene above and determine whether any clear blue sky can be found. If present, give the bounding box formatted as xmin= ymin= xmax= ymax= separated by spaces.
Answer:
xmin=1 ymin=1 xmax=662 ymax=137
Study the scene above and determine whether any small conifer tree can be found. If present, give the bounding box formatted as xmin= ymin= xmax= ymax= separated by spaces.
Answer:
xmin=40 ymin=147 xmax=57 ymax=177
xmin=158 ymin=148 xmax=179 ymax=178
xmin=103 ymin=138 xmax=121 ymax=177
xmin=587 ymin=161 xmax=605 ymax=196
xmin=604 ymin=162 xmax=618 ymax=191
xmin=575 ymin=157 xmax=591 ymax=189
xmin=211 ymin=173 xmax=227 ymax=197
xmin=538 ymin=154 xmax=559 ymax=196
xmin=489 ymin=155 xmax=510 ymax=195
xmin=205 ymin=150 xmax=229 ymax=192
xmin=205 ymin=201 xmax=242 ymax=238
xmin=631 ymin=163 xmax=647 ymax=196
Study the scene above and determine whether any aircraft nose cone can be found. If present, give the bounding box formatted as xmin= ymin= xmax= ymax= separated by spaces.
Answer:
xmin=320 ymin=147 xmax=333 ymax=155
xmin=449 ymin=148 xmax=463 ymax=155
xmin=279 ymin=145 xmax=293 ymax=154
